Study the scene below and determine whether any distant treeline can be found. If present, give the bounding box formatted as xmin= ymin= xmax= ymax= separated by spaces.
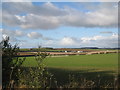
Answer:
xmin=20 ymin=48 xmax=64 ymax=52
xmin=20 ymin=47 xmax=119 ymax=52
xmin=80 ymin=47 xmax=120 ymax=49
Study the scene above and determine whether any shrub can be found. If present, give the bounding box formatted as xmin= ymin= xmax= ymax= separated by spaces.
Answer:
xmin=1 ymin=36 xmax=25 ymax=88
xmin=18 ymin=48 xmax=57 ymax=88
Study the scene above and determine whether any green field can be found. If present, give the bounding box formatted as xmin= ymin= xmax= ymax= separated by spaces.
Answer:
xmin=22 ymin=53 xmax=118 ymax=71
xmin=22 ymin=53 xmax=118 ymax=86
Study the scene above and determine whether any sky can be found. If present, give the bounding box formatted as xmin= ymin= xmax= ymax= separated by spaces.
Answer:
xmin=1 ymin=1 xmax=119 ymax=48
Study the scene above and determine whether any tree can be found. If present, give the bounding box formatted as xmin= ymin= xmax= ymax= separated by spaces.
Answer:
xmin=1 ymin=36 xmax=25 ymax=88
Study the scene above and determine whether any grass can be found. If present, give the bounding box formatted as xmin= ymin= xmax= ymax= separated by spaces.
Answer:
xmin=21 ymin=53 xmax=118 ymax=86
xmin=22 ymin=53 xmax=118 ymax=71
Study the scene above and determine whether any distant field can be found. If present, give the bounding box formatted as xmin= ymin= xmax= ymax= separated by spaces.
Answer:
xmin=20 ymin=48 xmax=117 ymax=52
xmin=22 ymin=53 xmax=118 ymax=73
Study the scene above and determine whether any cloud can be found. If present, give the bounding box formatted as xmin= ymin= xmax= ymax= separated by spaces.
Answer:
xmin=98 ymin=0 xmax=119 ymax=2
xmin=58 ymin=34 xmax=118 ymax=48
xmin=3 ymin=0 xmax=30 ymax=2
xmin=1 ymin=29 xmax=26 ymax=43
xmin=81 ymin=34 xmax=118 ymax=47
xmin=10 ymin=33 xmax=118 ymax=48
xmin=2 ymin=2 xmax=67 ymax=16
xmin=0 ymin=29 xmax=2 ymax=41
xmin=15 ymin=30 xmax=25 ymax=37
xmin=2 ymin=13 xmax=21 ymax=27
xmin=27 ymin=31 xmax=54 ymax=40
xmin=27 ymin=32 xmax=43 ymax=39
xmin=1 ymin=29 xmax=53 ymax=42
xmin=3 ymin=0 xmax=119 ymax=2
xmin=20 ymin=14 xmax=60 ymax=30
xmin=1 ymin=29 xmax=25 ymax=37
xmin=100 ymin=31 xmax=113 ymax=34
xmin=2 ymin=2 xmax=118 ymax=29
xmin=2 ymin=34 xmax=8 ymax=40
xmin=60 ymin=37 xmax=76 ymax=46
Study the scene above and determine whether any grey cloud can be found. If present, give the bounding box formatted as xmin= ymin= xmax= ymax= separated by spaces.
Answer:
xmin=2 ymin=2 xmax=118 ymax=29
xmin=3 ymin=0 xmax=119 ymax=2
xmin=100 ymin=31 xmax=113 ymax=34
xmin=27 ymin=32 xmax=43 ymax=39
xmin=80 ymin=34 xmax=118 ymax=48
xmin=21 ymin=14 xmax=60 ymax=30
xmin=2 ymin=2 xmax=68 ymax=16
xmin=1 ymin=29 xmax=26 ymax=43
xmin=27 ymin=31 xmax=54 ymax=40
xmin=2 ymin=29 xmax=25 ymax=37
xmin=2 ymin=33 xmax=26 ymax=43
xmin=15 ymin=30 xmax=25 ymax=37
xmin=42 ymin=37 xmax=54 ymax=40
xmin=14 ymin=33 xmax=118 ymax=48
xmin=2 ymin=12 xmax=21 ymax=27
xmin=58 ymin=34 xmax=118 ymax=48
xmin=2 ymin=2 xmax=34 ymax=15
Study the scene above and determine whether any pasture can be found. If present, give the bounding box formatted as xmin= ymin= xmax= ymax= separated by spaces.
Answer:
xmin=22 ymin=53 xmax=118 ymax=71
xmin=22 ymin=53 xmax=118 ymax=86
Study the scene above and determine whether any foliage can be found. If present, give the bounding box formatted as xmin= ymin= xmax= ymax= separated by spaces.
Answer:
xmin=1 ymin=36 xmax=57 ymax=88
xmin=1 ymin=36 xmax=25 ymax=88
xmin=63 ymin=74 xmax=118 ymax=88
xmin=18 ymin=49 xmax=58 ymax=88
